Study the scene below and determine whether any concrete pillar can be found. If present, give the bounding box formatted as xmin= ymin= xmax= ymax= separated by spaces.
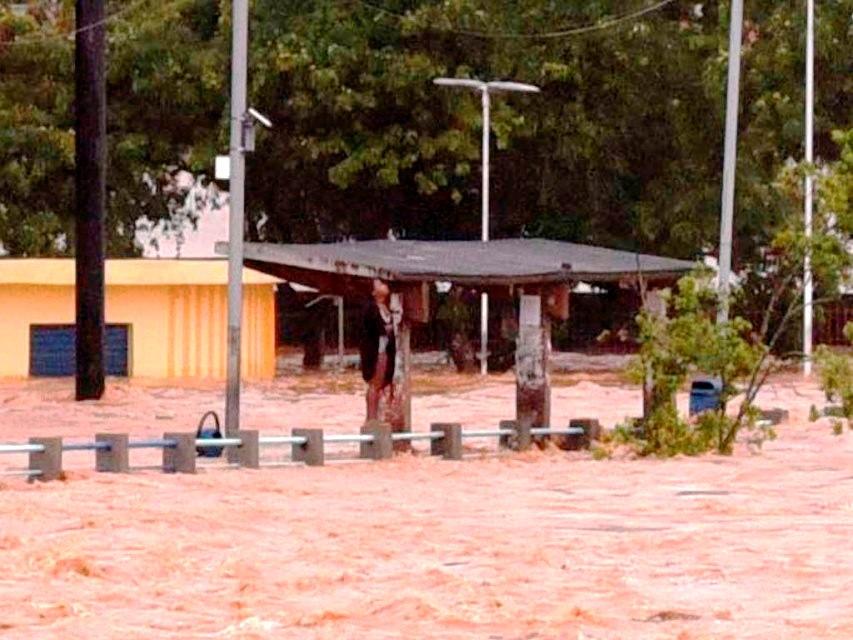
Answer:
xmin=388 ymin=292 xmax=412 ymax=452
xmin=238 ymin=429 xmax=260 ymax=469
xmin=642 ymin=288 xmax=667 ymax=421
xmin=430 ymin=423 xmax=462 ymax=460
xmin=292 ymin=428 xmax=324 ymax=466
xmin=163 ymin=432 xmax=196 ymax=474
xmin=360 ymin=421 xmax=393 ymax=460
xmin=95 ymin=433 xmax=129 ymax=473
xmin=29 ymin=437 xmax=62 ymax=482
xmin=516 ymin=294 xmax=551 ymax=430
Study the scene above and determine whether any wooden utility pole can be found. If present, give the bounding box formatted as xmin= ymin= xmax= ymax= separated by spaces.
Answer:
xmin=75 ymin=0 xmax=106 ymax=400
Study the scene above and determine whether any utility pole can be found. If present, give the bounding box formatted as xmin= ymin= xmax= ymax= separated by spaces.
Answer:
xmin=225 ymin=0 xmax=249 ymax=436
xmin=716 ymin=0 xmax=745 ymax=323
xmin=75 ymin=0 xmax=106 ymax=400
xmin=803 ymin=0 xmax=815 ymax=375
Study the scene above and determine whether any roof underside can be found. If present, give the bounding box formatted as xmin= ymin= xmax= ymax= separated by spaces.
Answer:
xmin=219 ymin=239 xmax=694 ymax=287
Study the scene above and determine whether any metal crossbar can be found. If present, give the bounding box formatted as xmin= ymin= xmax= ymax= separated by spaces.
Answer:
xmin=63 ymin=442 xmax=112 ymax=452
xmin=127 ymin=439 xmax=178 ymax=449
xmin=461 ymin=429 xmax=515 ymax=439
xmin=391 ymin=432 xmax=444 ymax=442
xmin=195 ymin=438 xmax=242 ymax=448
xmin=530 ymin=427 xmax=585 ymax=436
xmin=0 ymin=469 xmax=42 ymax=478
xmin=324 ymin=434 xmax=375 ymax=444
xmin=259 ymin=436 xmax=308 ymax=446
xmin=0 ymin=443 xmax=45 ymax=454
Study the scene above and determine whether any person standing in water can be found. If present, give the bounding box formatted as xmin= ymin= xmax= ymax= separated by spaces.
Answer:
xmin=360 ymin=278 xmax=396 ymax=421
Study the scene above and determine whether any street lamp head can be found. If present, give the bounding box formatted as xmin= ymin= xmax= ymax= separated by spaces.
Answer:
xmin=486 ymin=81 xmax=541 ymax=94
xmin=433 ymin=77 xmax=541 ymax=95
xmin=433 ymin=77 xmax=487 ymax=91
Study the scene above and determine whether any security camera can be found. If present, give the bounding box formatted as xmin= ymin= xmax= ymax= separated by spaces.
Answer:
xmin=247 ymin=107 xmax=272 ymax=129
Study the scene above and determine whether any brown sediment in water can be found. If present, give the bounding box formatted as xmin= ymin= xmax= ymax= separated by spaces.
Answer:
xmin=0 ymin=372 xmax=850 ymax=638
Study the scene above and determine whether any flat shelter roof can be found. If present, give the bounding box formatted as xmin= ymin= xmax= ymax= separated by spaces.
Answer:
xmin=218 ymin=239 xmax=694 ymax=287
xmin=0 ymin=258 xmax=281 ymax=286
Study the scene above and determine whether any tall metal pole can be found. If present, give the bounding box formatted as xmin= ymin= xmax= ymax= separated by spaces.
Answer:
xmin=75 ymin=0 xmax=106 ymax=401
xmin=803 ymin=0 xmax=815 ymax=375
xmin=480 ymin=88 xmax=491 ymax=376
xmin=716 ymin=0 xmax=745 ymax=323
xmin=225 ymin=0 xmax=249 ymax=436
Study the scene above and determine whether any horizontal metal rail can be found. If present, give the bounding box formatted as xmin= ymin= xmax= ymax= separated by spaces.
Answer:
xmin=63 ymin=442 xmax=112 ymax=452
xmin=461 ymin=429 xmax=515 ymax=439
xmin=391 ymin=432 xmax=444 ymax=442
xmin=0 ymin=469 xmax=42 ymax=478
xmin=259 ymin=436 xmax=308 ymax=446
xmin=530 ymin=427 xmax=585 ymax=437
xmin=195 ymin=438 xmax=242 ymax=448
xmin=324 ymin=434 xmax=374 ymax=444
xmin=127 ymin=439 xmax=177 ymax=449
xmin=0 ymin=443 xmax=45 ymax=454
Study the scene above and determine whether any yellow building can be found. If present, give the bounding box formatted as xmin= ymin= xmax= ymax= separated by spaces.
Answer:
xmin=0 ymin=259 xmax=278 ymax=380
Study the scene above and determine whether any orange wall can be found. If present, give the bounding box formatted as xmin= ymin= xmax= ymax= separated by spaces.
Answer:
xmin=0 ymin=284 xmax=276 ymax=380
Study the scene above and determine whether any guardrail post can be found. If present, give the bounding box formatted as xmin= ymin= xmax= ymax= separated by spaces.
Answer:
xmin=430 ymin=423 xmax=462 ymax=460
xmin=163 ymin=432 xmax=196 ymax=474
xmin=498 ymin=419 xmax=531 ymax=451
xmin=29 ymin=437 xmax=62 ymax=482
xmin=292 ymin=429 xmax=324 ymax=466
xmin=360 ymin=421 xmax=393 ymax=460
xmin=238 ymin=430 xmax=260 ymax=469
xmin=95 ymin=433 xmax=129 ymax=473
xmin=564 ymin=419 xmax=602 ymax=450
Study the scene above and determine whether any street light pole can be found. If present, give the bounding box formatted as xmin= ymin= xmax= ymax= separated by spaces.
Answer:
xmin=433 ymin=78 xmax=540 ymax=375
xmin=479 ymin=88 xmax=491 ymax=375
xmin=717 ymin=0 xmax=745 ymax=323
xmin=803 ymin=0 xmax=815 ymax=375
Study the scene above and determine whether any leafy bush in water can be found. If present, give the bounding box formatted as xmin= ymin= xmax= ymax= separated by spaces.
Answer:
xmin=815 ymin=322 xmax=853 ymax=434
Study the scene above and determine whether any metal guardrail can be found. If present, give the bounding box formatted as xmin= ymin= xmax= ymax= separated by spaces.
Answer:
xmin=63 ymin=442 xmax=112 ymax=452
xmin=127 ymin=438 xmax=178 ymax=449
xmin=0 ymin=443 xmax=45 ymax=454
xmin=461 ymin=429 xmax=515 ymax=439
xmin=195 ymin=438 xmax=242 ymax=448
xmin=259 ymin=436 xmax=308 ymax=446
xmin=530 ymin=427 xmax=585 ymax=437
xmin=391 ymin=432 xmax=444 ymax=442
xmin=323 ymin=434 xmax=375 ymax=444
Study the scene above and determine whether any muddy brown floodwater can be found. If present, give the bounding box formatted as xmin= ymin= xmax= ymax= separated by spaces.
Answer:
xmin=0 ymin=372 xmax=851 ymax=639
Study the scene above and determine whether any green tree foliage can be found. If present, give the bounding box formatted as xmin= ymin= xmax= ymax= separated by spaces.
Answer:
xmin=629 ymin=133 xmax=851 ymax=456
xmin=0 ymin=0 xmax=225 ymax=255
xmin=1 ymin=1 xmax=850 ymax=261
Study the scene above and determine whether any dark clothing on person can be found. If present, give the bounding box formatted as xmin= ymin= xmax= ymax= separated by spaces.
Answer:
xmin=360 ymin=300 xmax=396 ymax=385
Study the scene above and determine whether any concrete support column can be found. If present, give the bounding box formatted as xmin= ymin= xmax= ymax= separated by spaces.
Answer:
xmin=388 ymin=292 xmax=412 ymax=452
xmin=516 ymin=294 xmax=551 ymax=431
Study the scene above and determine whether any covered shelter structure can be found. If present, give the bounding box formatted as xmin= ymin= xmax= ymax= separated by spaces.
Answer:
xmin=217 ymin=238 xmax=693 ymax=437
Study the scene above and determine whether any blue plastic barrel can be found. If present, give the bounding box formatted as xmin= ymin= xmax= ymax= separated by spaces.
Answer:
xmin=689 ymin=379 xmax=722 ymax=416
